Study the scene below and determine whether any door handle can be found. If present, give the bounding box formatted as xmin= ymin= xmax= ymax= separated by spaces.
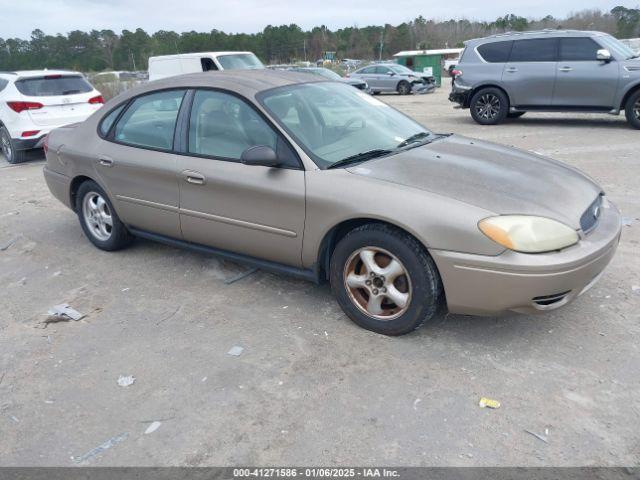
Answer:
xmin=98 ymin=156 xmax=114 ymax=167
xmin=506 ymin=67 xmax=518 ymax=73
xmin=559 ymin=66 xmax=573 ymax=72
xmin=183 ymin=170 xmax=205 ymax=185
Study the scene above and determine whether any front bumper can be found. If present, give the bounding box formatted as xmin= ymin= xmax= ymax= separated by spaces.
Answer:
xmin=430 ymin=201 xmax=622 ymax=316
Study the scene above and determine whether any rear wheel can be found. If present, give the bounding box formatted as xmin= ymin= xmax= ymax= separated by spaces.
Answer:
xmin=470 ymin=88 xmax=509 ymax=125
xmin=76 ymin=180 xmax=133 ymax=251
xmin=624 ymin=90 xmax=640 ymax=129
xmin=397 ymin=80 xmax=412 ymax=95
xmin=1 ymin=127 xmax=26 ymax=164
xmin=330 ymin=224 xmax=442 ymax=336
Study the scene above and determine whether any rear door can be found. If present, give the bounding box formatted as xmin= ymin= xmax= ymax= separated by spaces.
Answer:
xmin=95 ymin=89 xmax=186 ymax=238
xmin=354 ymin=67 xmax=378 ymax=89
xmin=553 ymin=37 xmax=619 ymax=108
xmin=15 ymin=74 xmax=101 ymax=126
xmin=502 ymin=38 xmax=559 ymax=107
xmin=177 ymin=89 xmax=306 ymax=267
xmin=374 ymin=66 xmax=396 ymax=91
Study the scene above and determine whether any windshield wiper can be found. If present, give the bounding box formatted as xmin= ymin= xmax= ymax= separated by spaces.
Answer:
xmin=396 ymin=132 xmax=432 ymax=149
xmin=327 ymin=149 xmax=393 ymax=169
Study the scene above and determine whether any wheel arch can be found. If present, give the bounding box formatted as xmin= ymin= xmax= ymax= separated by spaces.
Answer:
xmin=315 ymin=217 xmax=432 ymax=282
xmin=69 ymin=175 xmax=97 ymax=212
xmin=466 ymin=83 xmax=511 ymax=108
xmin=620 ymin=82 xmax=640 ymax=110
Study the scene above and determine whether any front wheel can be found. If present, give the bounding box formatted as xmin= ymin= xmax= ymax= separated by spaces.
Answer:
xmin=470 ymin=88 xmax=509 ymax=125
xmin=624 ymin=90 xmax=640 ymax=129
xmin=397 ymin=80 xmax=412 ymax=95
xmin=1 ymin=127 xmax=26 ymax=164
xmin=330 ymin=224 xmax=442 ymax=336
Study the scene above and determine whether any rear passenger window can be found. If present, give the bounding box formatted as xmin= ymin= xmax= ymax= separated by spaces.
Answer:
xmin=477 ymin=41 xmax=513 ymax=63
xmin=359 ymin=67 xmax=375 ymax=74
xmin=114 ymin=90 xmax=186 ymax=151
xmin=188 ymin=90 xmax=277 ymax=160
xmin=559 ymin=38 xmax=601 ymax=61
xmin=99 ymin=104 xmax=125 ymax=137
xmin=510 ymin=38 xmax=558 ymax=62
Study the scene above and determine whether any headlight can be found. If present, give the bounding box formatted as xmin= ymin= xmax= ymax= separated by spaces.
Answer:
xmin=478 ymin=215 xmax=579 ymax=253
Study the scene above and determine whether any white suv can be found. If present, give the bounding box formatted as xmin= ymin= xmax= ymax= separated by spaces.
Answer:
xmin=0 ymin=70 xmax=104 ymax=163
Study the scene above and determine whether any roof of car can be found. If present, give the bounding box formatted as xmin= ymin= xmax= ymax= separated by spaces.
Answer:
xmin=12 ymin=70 xmax=84 ymax=78
xmin=149 ymin=51 xmax=255 ymax=61
xmin=107 ymin=69 xmax=325 ymax=106
xmin=465 ymin=29 xmax=609 ymax=45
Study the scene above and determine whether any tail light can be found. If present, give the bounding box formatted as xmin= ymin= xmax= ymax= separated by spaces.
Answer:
xmin=7 ymin=101 xmax=44 ymax=113
xmin=21 ymin=130 xmax=40 ymax=138
xmin=452 ymin=69 xmax=462 ymax=77
xmin=88 ymin=95 xmax=104 ymax=104
xmin=43 ymin=134 xmax=49 ymax=155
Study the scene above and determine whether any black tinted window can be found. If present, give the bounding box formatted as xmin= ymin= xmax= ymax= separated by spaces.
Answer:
xmin=99 ymin=104 xmax=125 ymax=137
xmin=0 ymin=78 xmax=8 ymax=91
xmin=559 ymin=37 xmax=601 ymax=61
xmin=510 ymin=38 xmax=558 ymax=62
xmin=477 ymin=41 xmax=513 ymax=63
xmin=15 ymin=75 xmax=93 ymax=96
xmin=114 ymin=90 xmax=186 ymax=151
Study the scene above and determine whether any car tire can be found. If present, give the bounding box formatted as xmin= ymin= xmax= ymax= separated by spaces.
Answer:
xmin=397 ymin=80 xmax=412 ymax=95
xmin=0 ymin=127 xmax=27 ymax=164
xmin=470 ymin=88 xmax=509 ymax=125
xmin=76 ymin=180 xmax=133 ymax=251
xmin=507 ymin=111 xmax=526 ymax=119
xmin=330 ymin=223 xmax=442 ymax=336
xmin=624 ymin=90 xmax=640 ymax=130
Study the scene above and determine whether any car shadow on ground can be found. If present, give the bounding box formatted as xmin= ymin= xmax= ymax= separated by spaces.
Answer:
xmin=0 ymin=148 xmax=45 ymax=167
xmin=461 ymin=115 xmax=630 ymax=129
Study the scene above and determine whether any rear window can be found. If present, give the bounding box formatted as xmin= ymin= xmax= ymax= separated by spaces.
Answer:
xmin=477 ymin=41 xmax=513 ymax=63
xmin=510 ymin=38 xmax=558 ymax=62
xmin=15 ymin=75 xmax=93 ymax=97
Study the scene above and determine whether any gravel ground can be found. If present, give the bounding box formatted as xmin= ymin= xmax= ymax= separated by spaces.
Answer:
xmin=0 ymin=87 xmax=638 ymax=467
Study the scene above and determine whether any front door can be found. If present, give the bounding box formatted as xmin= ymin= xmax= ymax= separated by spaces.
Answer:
xmin=502 ymin=38 xmax=559 ymax=107
xmin=177 ymin=89 xmax=306 ymax=267
xmin=95 ymin=89 xmax=186 ymax=238
xmin=553 ymin=37 xmax=619 ymax=108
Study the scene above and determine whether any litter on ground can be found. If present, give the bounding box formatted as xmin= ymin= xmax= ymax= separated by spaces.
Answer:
xmin=47 ymin=303 xmax=85 ymax=321
xmin=117 ymin=375 xmax=136 ymax=387
xmin=525 ymin=429 xmax=549 ymax=443
xmin=227 ymin=346 xmax=244 ymax=356
xmin=73 ymin=432 xmax=128 ymax=464
xmin=479 ymin=397 xmax=501 ymax=409
xmin=144 ymin=421 xmax=162 ymax=435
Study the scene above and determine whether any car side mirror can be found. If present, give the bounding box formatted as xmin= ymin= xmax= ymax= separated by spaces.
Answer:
xmin=597 ymin=49 xmax=612 ymax=62
xmin=240 ymin=145 xmax=280 ymax=167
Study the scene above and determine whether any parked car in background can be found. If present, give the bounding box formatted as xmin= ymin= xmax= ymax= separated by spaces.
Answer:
xmin=43 ymin=70 xmax=620 ymax=335
xmin=288 ymin=67 xmax=370 ymax=92
xmin=0 ymin=70 xmax=103 ymax=164
xmin=449 ymin=30 xmax=640 ymax=128
xmin=148 ymin=52 xmax=264 ymax=81
xmin=349 ymin=64 xmax=434 ymax=94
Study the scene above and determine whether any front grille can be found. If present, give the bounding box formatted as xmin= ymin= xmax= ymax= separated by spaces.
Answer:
xmin=532 ymin=291 xmax=571 ymax=306
xmin=579 ymin=194 xmax=604 ymax=234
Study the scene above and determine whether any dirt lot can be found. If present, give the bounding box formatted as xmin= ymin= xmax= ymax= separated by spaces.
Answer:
xmin=1 ymin=87 xmax=639 ymax=467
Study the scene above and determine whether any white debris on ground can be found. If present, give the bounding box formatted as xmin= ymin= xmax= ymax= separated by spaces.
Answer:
xmin=227 ymin=346 xmax=244 ymax=356
xmin=117 ymin=375 xmax=136 ymax=387
xmin=47 ymin=303 xmax=85 ymax=321
xmin=144 ymin=421 xmax=162 ymax=435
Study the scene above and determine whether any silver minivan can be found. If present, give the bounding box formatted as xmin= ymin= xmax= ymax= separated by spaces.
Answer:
xmin=449 ymin=30 xmax=640 ymax=128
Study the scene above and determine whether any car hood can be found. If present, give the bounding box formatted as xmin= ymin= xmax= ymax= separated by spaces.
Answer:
xmin=346 ymin=134 xmax=602 ymax=229
xmin=343 ymin=78 xmax=366 ymax=86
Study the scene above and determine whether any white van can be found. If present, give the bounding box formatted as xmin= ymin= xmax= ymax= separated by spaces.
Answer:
xmin=148 ymin=52 xmax=264 ymax=81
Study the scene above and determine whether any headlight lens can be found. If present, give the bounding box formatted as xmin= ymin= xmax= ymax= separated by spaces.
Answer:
xmin=478 ymin=215 xmax=579 ymax=253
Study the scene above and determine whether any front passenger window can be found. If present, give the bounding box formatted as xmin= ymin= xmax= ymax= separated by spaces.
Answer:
xmin=114 ymin=89 xmax=186 ymax=150
xmin=559 ymin=38 xmax=601 ymax=61
xmin=188 ymin=90 xmax=277 ymax=160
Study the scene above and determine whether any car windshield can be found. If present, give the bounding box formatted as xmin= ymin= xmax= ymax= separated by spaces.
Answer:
xmin=389 ymin=64 xmax=415 ymax=74
xmin=598 ymin=35 xmax=638 ymax=59
xmin=217 ymin=53 xmax=264 ymax=70
xmin=259 ymin=82 xmax=433 ymax=168
xmin=15 ymin=75 xmax=93 ymax=96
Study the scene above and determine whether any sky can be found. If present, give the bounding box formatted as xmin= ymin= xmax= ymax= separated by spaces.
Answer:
xmin=0 ymin=0 xmax=636 ymax=39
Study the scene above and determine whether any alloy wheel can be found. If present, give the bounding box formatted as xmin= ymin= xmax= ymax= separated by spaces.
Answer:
xmin=343 ymin=246 xmax=412 ymax=320
xmin=475 ymin=93 xmax=501 ymax=120
xmin=635 ymin=98 xmax=640 ymax=120
xmin=82 ymin=192 xmax=113 ymax=241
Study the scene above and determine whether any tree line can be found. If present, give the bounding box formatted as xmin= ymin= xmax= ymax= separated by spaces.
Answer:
xmin=0 ymin=6 xmax=638 ymax=72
